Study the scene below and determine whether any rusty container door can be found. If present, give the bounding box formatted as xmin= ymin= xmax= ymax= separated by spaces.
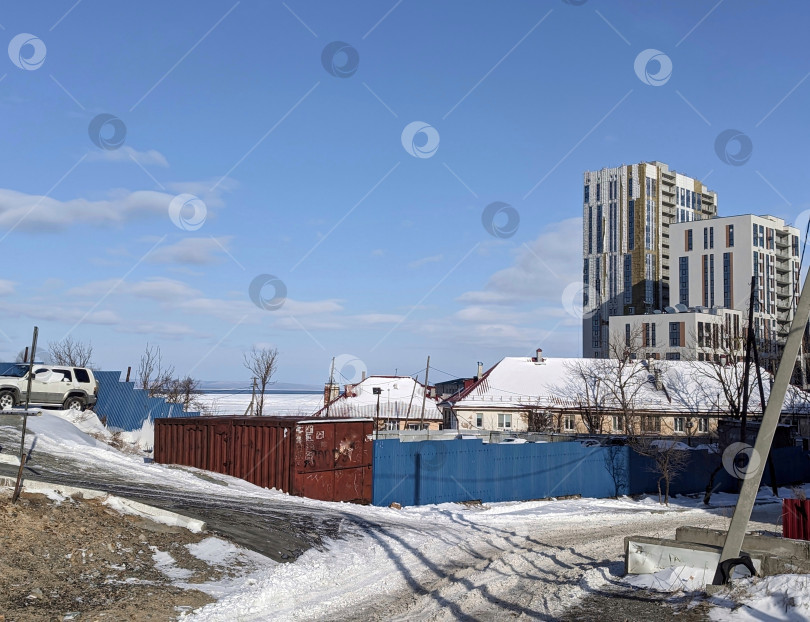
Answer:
xmin=292 ymin=419 xmax=373 ymax=503
xmin=783 ymin=499 xmax=810 ymax=540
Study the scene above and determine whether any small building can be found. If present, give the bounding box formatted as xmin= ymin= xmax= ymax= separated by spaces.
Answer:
xmin=444 ymin=349 xmax=810 ymax=437
xmin=315 ymin=375 xmax=443 ymax=430
xmin=607 ymin=306 xmax=745 ymax=362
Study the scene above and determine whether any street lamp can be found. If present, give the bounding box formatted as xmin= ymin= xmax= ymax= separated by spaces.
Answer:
xmin=373 ymin=387 xmax=382 ymax=439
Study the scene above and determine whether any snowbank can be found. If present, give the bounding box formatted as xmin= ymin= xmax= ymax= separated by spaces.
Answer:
xmin=709 ymin=574 xmax=810 ymax=621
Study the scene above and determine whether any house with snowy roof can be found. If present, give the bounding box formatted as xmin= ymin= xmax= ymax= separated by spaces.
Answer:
xmin=443 ymin=348 xmax=810 ymax=438
xmin=315 ymin=375 xmax=444 ymax=430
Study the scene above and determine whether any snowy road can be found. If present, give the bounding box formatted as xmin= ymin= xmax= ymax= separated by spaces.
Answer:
xmin=0 ymin=412 xmax=790 ymax=620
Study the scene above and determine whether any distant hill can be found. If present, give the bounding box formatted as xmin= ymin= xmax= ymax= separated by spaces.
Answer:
xmin=198 ymin=380 xmax=321 ymax=393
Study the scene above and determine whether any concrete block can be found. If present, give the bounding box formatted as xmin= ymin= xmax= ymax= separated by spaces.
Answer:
xmin=625 ymin=535 xmax=763 ymax=577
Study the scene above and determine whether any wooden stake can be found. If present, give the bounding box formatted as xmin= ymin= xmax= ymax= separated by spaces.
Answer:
xmin=12 ymin=326 xmax=38 ymax=503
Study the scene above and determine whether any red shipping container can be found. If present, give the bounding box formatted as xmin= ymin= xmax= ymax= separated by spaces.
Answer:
xmin=782 ymin=499 xmax=810 ymax=540
xmin=154 ymin=416 xmax=374 ymax=503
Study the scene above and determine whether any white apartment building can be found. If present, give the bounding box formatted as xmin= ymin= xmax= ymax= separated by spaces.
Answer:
xmin=669 ymin=214 xmax=800 ymax=352
xmin=582 ymin=161 xmax=718 ymax=358
xmin=607 ymin=306 xmax=745 ymax=361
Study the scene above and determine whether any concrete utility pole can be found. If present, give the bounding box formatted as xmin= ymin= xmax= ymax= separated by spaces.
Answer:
xmin=714 ymin=264 xmax=810 ymax=583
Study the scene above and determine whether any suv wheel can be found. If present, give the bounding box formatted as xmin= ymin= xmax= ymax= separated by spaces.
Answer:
xmin=0 ymin=390 xmax=14 ymax=411
xmin=63 ymin=396 xmax=85 ymax=412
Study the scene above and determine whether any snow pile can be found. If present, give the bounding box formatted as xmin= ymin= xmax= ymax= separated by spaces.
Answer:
xmin=119 ymin=416 xmax=154 ymax=452
xmin=625 ymin=565 xmax=713 ymax=593
xmin=709 ymin=574 xmax=810 ymax=621
xmin=50 ymin=408 xmax=111 ymax=440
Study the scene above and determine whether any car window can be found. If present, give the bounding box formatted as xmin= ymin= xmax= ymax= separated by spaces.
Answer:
xmin=33 ymin=367 xmax=49 ymax=375
xmin=74 ymin=368 xmax=90 ymax=383
xmin=0 ymin=363 xmax=28 ymax=377
xmin=54 ymin=369 xmax=73 ymax=382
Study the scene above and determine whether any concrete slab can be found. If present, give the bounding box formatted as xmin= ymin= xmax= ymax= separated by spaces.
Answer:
xmin=625 ymin=535 xmax=762 ymax=577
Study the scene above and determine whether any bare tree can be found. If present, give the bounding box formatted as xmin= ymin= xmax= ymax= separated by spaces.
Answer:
xmin=632 ymin=434 xmax=690 ymax=505
xmin=48 ymin=337 xmax=94 ymax=367
xmin=137 ymin=343 xmax=175 ymax=398
xmin=520 ymin=401 xmax=556 ymax=433
xmin=603 ymin=444 xmax=628 ymax=497
xmin=164 ymin=376 xmax=204 ymax=412
xmin=560 ymin=360 xmax=607 ymax=434
xmin=599 ymin=326 xmax=657 ymax=438
xmin=243 ymin=346 xmax=279 ymax=417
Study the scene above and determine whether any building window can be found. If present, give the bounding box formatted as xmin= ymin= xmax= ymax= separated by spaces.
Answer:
xmin=687 ymin=229 xmax=693 ymax=251
xmin=728 ymin=224 xmax=734 ymax=247
xmin=666 ymin=352 xmax=681 ymax=360
xmin=624 ymin=255 xmax=632 ymax=304
xmin=596 ymin=182 xmax=601 ymax=202
xmin=476 ymin=413 xmax=483 ymax=427
xmin=498 ymin=413 xmax=512 ymax=429
xmin=709 ymin=254 xmax=715 ymax=307
xmin=625 ymin=323 xmax=631 ymax=346
xmin=644 ymin=323 xmax=650 ymax=346
xmin=674 ymin=417 xmax=685 ymax=433
xmin=723 ymin=252 xmax=731 ymax=308
xmin=584 ymin=185 xmax=589 ymax=203
xmin=596 ymin=204 xmax=603 ymax=253
xmin=669 ymin=322 xmax=681 ymax=347
xmin=651 ymin=323 xmax=656 ymax=346
xmin=679 ymin=256 xmax=689 ymax=306
xmin=698 ymin=418 xmax=708 ymax=433
xmin=710 ymin=227 xmax=714 ymax=249
xmin=564 ymin=415 xmax=575 ymax=431
xmin=703 ymin=255 xmax=709 ymax=307
xmin=612 ymin=416 xmax=621 ymax=431
xmin=628 ymin=200 xmax=635 ymax=250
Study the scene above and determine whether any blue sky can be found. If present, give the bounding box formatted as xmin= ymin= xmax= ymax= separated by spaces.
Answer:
xmin=0 ymin=0 xmax=808 ymax=386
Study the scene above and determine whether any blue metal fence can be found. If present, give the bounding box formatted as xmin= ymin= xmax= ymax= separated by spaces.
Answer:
xmin=94 ymin=370 xmax=199 ymax=431
xmin=372 ymin=439 xmax=810 ymax=506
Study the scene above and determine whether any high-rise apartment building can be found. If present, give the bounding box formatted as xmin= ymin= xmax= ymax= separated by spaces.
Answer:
xmin=582 ymin=161 xmax=718 ymax=358
xmin=670 ymin=214 xmax=800 ymax=355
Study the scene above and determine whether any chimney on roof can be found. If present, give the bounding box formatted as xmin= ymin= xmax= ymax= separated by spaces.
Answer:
xmin=477 ymin=361 xmax=483 ymax=379
xmin=323 ymin=382 xmax=339 ymax=407
xmin=361 ymin=370 xmax=366 ymax=381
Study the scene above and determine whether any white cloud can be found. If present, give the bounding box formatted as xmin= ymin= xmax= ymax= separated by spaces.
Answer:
xmin=87 ymin=146 xmax=169 ymax=167
xmin=458 ymin=217 xmax=582 ymax=306
xmin=0 ymin=280 xmax=15 ymax=296
xmin=0 ymin=181 xmax=232 ymax=233
xmin=149 ymin=237 xmax=234 ymax=265
xmin=408 ymin=254 xmax=444 ymax=269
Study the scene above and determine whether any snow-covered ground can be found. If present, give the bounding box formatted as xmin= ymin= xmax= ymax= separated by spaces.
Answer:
xmin=197 ymin=392 xmax=323 ymax=417
xmin=2 ymin=409 xmax=809 ymax=620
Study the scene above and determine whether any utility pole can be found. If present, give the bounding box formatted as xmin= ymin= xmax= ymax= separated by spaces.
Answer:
xmin=420 ymin=355 xmax=430 ymax=433
xmin=405 ymin=375 xmax=418 ymax=429
xmin=714 ymin=259 xmax=810 ymax=583
xmin=326 ymin=357 xmax=335 ymax=418
xmin=740 ymin=276 xmax=757 ymax=445
xmin=243 ymin=377 xmax=257 ymax=416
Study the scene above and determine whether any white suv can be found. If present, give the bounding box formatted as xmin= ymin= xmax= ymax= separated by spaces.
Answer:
xmin=0 ymin=364 xmax=99 ymax=412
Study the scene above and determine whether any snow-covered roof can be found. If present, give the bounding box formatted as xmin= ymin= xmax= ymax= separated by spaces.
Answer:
xmin=316 ymin=375 xmax=443 ymax=421
xmin=450 ymin=357 xmax=810 ymax=415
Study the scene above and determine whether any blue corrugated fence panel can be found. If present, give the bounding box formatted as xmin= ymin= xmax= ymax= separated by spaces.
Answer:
xmin=372 ymin=440 xmax=810 ymax=507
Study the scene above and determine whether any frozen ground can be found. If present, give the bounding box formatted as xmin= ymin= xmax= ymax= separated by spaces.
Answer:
xmin=0 ymin=409 xmax=807 ymax=620
xmin=197 ymin=392 xmax=323 ymax=417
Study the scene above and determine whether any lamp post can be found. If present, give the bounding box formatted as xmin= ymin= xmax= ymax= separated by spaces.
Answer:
xmin=373 ymin=387 xmax=382 ymax=439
